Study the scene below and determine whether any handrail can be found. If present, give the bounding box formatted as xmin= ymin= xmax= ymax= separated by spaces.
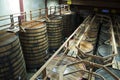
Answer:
xmin=0 ymin=5 xmax=67 ymax=30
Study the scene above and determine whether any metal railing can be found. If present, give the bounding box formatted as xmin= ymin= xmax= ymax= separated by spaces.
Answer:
xmin=0 ymin=5 xmax=69 ymax=30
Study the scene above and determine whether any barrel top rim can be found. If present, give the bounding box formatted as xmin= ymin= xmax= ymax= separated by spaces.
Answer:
xmin=22 ymin=22 xmax=46 ymax=29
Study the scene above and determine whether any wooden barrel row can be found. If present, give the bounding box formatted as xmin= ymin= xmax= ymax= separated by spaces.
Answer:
xmin=19 ymin=22 xmax=48 ymax=69
xmin=46 ymin=16 xmax=63 ymax=50
xmin=0 ymin=31 xmax=26 ymax=80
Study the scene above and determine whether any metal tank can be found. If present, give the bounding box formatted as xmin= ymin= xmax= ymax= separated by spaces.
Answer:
xmin=46 ymin=16 xmax=63 ymax=51
xmin=0 ymin=31 xmax=27 ymax=80
xmin=19 ymin=21 xmax=48 ymax=70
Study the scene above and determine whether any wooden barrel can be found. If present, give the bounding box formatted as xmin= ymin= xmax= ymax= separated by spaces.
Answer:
xmin=19 ymin=22 xmax=48 ymax=69
xmin=46 ymin=16 xmax=63 ymax=50
xmin=62 ymin=12 xmax=77 ymax=37
xmin=46 ymin=56 xmax=86 ymax=80
xmin=0 ymin=31 xmax=26 ymax=80
xmin=95 ymin=67 xmax=120 ymax=80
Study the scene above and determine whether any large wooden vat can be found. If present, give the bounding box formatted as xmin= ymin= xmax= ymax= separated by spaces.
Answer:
xmin=19 ymin=22 xmax=48 ymax=69
xmin=46 ymin=16 xmax=63 ymax=51
xmin=62 ymin=12 xmax=77 ymax=37
xmin=0 ymin=31 xmax=26 ymax=80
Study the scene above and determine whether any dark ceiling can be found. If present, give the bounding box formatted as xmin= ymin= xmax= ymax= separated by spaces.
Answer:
xmin=71 ymin=0 xmax=120 ymax=9
xmin=59 ymin=0 xmax=120 ymax=13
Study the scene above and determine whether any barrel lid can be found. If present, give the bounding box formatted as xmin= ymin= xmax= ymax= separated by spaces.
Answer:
xmin=0 ymin=31 xmax=17 ymax=47
xmin=79 ymin=41 xmax=93 ymax=53
xmin=25 ymin=22 xmax=45 ymax=29
xmin=98 ymin=44 xmax=112 ymax=57
xmin=95 ymin=67 xmax=120 ymax=80
xmin=100 ymin=32 xmax=111 ymax=41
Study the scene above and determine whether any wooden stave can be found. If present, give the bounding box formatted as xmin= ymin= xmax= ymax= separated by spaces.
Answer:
xmin=21 ymin=40 xmax=48 ymax=48
xmin=22 ymin=42 xmax=48 ymax=49
xmin=0 ymin=61 xmax=26 ymax=80
xmin=21 ymin=42 xmax=48 ymax=51
xmin=25 ymin=26 xmax=47 ymax=33
xmin=46 ymin=20 xmax=61 ymax=23
xmin=24 ymin=52 xmax=47 ymax=61
xmin=25 ymin=54 xmax=48 ymax=64
xmin=48 ymin=37 xmax=62 ymax=41
xmin=0 ymin=31 xmax=26 ymax=79
xmin=0 ymin=35 xmax=18 ymax=48
xmin=23 ymin=50 xmax=46 ymax=57
xmin=47 ymin=29 xmax=62 ymax=33
xmin=47 ymin=26 xmax=62 ymax=30
xmin=47 ymin=32 xmax=62 ymax=36
xmin=19 ymin=29 xmax=47 ymax=37
xmin=20 ymin=36 xmax=48 ymax=44
xmin=0 ymin=45 xmax=21 ymax=65
xmin=0 ymin=51 xmax=26 ymax=79
xmin=48 ymin=39 xmax=62 ymax=43
xmin=48 ymin=34 xmax=62 ymax=38
xmin=0 ymin=49 xmax=23 ymax=69
xmin=25 ymin=54 xmax=48 ymax=69
xmin=49 ymin=44 xmax=61 ymax=47
xmin=20 ymin=35 xmax=48 ymax=40
xmin=48 ymin=35 xmax=62 ymax=39
xmin=20 ymin=30 xmax=47 ymax=37
xmin=0 ymin=57 xmax=24 ymax=76
xmin=22 ymin=46 xmax=48 ymax=54
xmin=0 ymin=39 xmax=20 ymax=53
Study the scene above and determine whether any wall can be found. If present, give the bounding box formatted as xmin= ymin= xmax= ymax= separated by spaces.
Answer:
xmin=0 ymin=0 xmax=45 ymax=29
xmin=47 ymin=0 xmax=59 ymax=14
xmin=24 ymin=0 xmax=45 ymax=12
xmin=0 ymin=0 xmax=20 ymax=16
xmin=0 ymin=0 xmax=20 ymax=30
xmin=47 ymin=0 xmax=59 ymax=8
xmin=0 ymin=0 xmax=59 ymax=29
